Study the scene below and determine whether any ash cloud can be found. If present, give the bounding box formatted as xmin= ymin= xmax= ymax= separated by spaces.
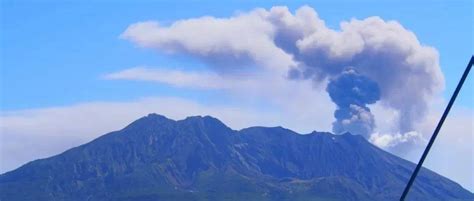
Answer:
xmin=267 ymin=7 xmax=444 ymax=135
xmin=122 ymin=6 xmax=444 ymax=146
xmin=327 ymin=69 xmax=380 ymax=137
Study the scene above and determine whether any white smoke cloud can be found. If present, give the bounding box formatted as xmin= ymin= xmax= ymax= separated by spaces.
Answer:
xmin=121 ymin=14 xmax=294 ymax=75
xmin=369 ymin=131 xmax=426 ymax=151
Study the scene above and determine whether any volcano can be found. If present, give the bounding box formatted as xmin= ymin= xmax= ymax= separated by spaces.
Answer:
xmin=0 ymin=114 xmax=472 ymax=201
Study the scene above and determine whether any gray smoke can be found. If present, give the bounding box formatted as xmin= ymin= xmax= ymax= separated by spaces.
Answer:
xmin=326 ymin=68 xmax=381 ymax=137
xmin=122 ymin=6 xmax=444 ymax=140
xmin=266 ymin=7 xmax=444 ymax=134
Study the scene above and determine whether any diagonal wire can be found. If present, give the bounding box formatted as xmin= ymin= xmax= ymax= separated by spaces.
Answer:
xmin=399 ymin=55 xmax=474 ymax=201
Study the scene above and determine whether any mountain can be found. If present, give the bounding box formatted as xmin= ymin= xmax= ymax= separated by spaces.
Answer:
xmin=0 ymin=114 xmax=472 ymax=201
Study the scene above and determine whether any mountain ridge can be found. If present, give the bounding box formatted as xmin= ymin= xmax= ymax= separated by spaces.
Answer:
xmin=0 ymin=113 xmax=472 ymax=201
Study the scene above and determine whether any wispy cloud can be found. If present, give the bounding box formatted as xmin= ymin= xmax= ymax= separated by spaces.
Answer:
xmin=103 ymin=67 xmax=228 ymax=89
xmin=102 ymin=65 xmax=337 ymax=124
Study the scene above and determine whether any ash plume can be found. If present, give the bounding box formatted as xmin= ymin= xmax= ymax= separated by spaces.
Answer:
xmin=122 ymin=5 xmax=445 ymax=145
xmin=326 ymin=68 xmax=380 ymax=137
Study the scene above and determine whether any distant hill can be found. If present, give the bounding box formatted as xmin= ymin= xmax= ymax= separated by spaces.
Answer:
xmin=0 ymin=114 xmax=472 ymax=201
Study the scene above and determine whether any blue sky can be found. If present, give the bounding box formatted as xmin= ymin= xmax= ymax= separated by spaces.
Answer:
xmin=1 ymin=0 xmax=472 ymax=110
xmin=1 ymin=0 xmax=473 ymax=191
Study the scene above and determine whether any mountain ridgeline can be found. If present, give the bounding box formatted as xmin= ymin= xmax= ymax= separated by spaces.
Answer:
xmin=0 ymin=114 xmax=472 ymax=201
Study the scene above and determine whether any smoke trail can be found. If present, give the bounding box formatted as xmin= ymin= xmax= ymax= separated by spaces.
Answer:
xmin=326 ymin=68 xmax=381 ymax=137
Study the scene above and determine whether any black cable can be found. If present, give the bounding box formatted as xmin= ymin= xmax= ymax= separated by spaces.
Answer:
xmin=399 ymin=55 xmax=474 ymax=201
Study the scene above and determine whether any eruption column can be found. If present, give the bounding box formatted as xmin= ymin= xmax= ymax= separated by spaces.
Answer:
xmin=326 ymin=68 xmax=381 ymax=138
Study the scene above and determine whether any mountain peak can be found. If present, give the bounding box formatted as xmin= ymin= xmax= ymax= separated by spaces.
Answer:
xmin=123 ymin=113 xmax=174 ymax=130
xmin=180 ymin=115 xmax=230 ymax=129
xmin=145 ymin=113 xmax=171 ymax=120
xmin=182 ymin=115 xmax=220 ymax=122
